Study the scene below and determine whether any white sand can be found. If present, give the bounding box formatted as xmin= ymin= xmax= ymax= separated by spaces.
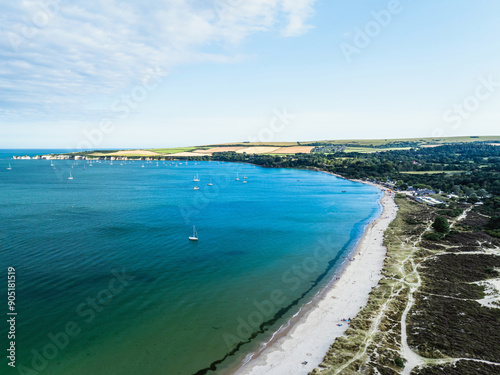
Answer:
xmin=234 ymin=185 xmax=397 ymax=375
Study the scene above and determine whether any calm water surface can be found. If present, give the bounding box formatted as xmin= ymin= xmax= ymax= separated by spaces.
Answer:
xmin=0 ymin=150 xmax=381 ymax=374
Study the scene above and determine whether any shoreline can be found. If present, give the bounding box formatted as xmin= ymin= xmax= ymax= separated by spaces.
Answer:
xmin=232 ymin=178 xmax=397 ymax=375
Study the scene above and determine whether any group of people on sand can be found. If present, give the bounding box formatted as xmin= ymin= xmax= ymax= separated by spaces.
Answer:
xmin=336 ymin=318 xmax=351 ymax=326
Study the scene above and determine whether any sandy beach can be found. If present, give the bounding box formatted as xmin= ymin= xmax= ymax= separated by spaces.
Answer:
xmin=233 ymin=184 xmax=397 ymax=375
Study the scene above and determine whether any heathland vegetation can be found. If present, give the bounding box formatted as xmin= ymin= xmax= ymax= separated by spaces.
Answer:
xmin=61 ymin=137 xmax=500 ymax=373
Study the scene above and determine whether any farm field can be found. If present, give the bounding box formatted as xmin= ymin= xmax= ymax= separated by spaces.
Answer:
xmin=271 ymin=146 xmax=314 ymax=154
xmin=235 ymin=146 xmax=281 ymax=154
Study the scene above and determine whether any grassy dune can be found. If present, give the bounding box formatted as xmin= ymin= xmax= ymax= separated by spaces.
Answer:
xmin=311 ymin=196 xmax=500 ymax=375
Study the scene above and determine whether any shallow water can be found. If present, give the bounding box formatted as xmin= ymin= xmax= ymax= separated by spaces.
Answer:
xmin=0 ymin=150 xmax=381 ymax=374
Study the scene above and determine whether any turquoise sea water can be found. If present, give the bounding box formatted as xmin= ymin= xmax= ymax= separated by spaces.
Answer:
xmin=0 ymin=150 xmax=381 ymax=375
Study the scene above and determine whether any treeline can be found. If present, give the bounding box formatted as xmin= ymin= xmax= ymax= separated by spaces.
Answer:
xmin=211 ymin=144 xmax=500 ymax=196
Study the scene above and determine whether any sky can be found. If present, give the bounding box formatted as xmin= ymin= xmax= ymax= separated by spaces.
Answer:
xmin=1 ymin=0 xmax=499 ymax=149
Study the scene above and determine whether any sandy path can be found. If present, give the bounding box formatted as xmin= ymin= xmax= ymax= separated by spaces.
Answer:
xmin=233 ymin=187 xmax=397 ymax=375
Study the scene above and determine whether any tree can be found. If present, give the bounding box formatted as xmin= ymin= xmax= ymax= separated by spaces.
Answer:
xmin=396 ymin=180 xmax=408 ymax=190
xmin=468 ymin=193 xmax=479 ymax=204
xmin=432 ymin=216 xmax=450 ymax=234
xmin=452 ymin=185 xmax=463 ymax=196
xmin=476 ymin=189 xmax=488 ymax=198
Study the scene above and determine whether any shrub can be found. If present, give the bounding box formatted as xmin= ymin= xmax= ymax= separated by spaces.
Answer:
xmin=394 ymin=356 xmax=405 ymax=367
xmin=433 ymin=216 xmax=450 ymax=233
xmin=424 ymin=232 xmax=444 ymax=241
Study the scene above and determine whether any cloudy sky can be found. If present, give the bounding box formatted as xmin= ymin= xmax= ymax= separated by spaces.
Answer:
xmin=1 ymin=0 xmax=499 ymax=149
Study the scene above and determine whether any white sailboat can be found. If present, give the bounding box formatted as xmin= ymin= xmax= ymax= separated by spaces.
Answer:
xmin=189 ymin=226 xmax=198 ymax=241
xmin=193 ymin=186 xmax=200 ymax=190
xmin=68 ymin=171 xmax=73 ymax=180
xmin=235 ymin=172 xmax=239 ymax=181
xmin=193 ymin=173 xmax=200 ymax=182
xmin=50 ymin=160 xmax=54 ymax=167
xmin=207 ymin=179 xmax=213 ymax=186
xmin=7 ymin=163 xmax=12 ymax=170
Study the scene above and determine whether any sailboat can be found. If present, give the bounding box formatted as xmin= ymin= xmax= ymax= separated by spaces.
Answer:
xmin=68 ymin=171 xmax=73 ymax=180
xmin=193 ymin=173 xmax=200 ymax=182
xmin=7 ymin=163 xmax=12 ymax=170
xmin=235 ymin=172 xmax=239 ymax=181
xmin=244 ymin=175 xmax=248 ymax=179
xmin=50 ymin=160 xmax=54 ymax=167
xmin=189 ymin=226 xmax=198 ymax=241
xmin=141 ymin=164 xmax=145 ymax=168
xmin=207 ymin=179 xmax=213 ymax=186
xmin=193 ymin=186 xmax=199 ymax=190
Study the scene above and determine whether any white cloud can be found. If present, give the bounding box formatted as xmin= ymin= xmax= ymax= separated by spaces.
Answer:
xmin=280 ymin=0 xmax=315 ymax=36
xmin=0 ymin=0 xmax=317 ymax=120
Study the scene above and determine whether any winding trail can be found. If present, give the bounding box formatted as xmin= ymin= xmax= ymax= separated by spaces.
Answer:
xmin=399 ymin=205 xmax=500 ymax=374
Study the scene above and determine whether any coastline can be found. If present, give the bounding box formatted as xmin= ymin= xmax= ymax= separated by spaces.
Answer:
xmin=232 ymin=179 xmax=397 ymax=375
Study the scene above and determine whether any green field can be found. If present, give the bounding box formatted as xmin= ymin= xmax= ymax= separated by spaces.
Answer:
xmin=344 ymin=146 xmax=413 ymax=153
xmin=69 ymin=136 xmax=500 ymax=158
xmin=203 ymin=142 xmax=299 ymax=147
xmin=199 ymin=136 xmax=500 ymax=154
xmin=302 ymin=135 xmax=500 ymax=147
xmin=148 ymin=147 xmax=198 ymax=154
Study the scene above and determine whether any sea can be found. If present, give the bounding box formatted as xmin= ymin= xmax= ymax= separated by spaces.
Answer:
xmin=0 ymin=149 xmax=382 ymax=375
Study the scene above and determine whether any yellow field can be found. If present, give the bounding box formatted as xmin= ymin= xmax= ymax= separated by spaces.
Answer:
xmin=194 ymin=147 xmax=245 ymax=154
xmin=236 ymin=147 xmax=281 ymax=154
xmin=90 ymin=150 xmax=161 ymax=157
xmin=148 ymin=147 xmax=197 ymax=154
xmin=168 ymin=151 xmax=211 ymax=157
xmin=271 ymin=146 xmax=314 ymax=154
xmin=207 ymin=142 xmax=299 ymax=147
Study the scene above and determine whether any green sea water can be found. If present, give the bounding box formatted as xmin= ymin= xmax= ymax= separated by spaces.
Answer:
xmin=0 ymin=151 xmax=382 ymax=375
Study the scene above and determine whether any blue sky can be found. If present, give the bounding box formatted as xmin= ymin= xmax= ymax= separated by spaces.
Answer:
xmin=1 ymin=0 xmax=499 ymax=148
